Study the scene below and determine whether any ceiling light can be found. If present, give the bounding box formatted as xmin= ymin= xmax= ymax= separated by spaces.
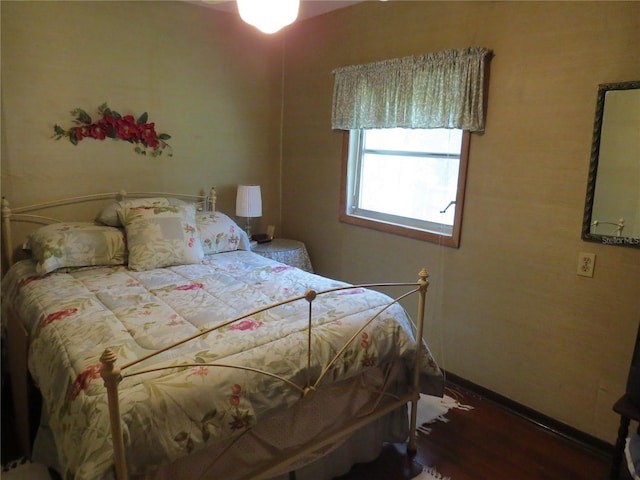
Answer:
xmin=237 ymin=0 xmax=300 ymax=34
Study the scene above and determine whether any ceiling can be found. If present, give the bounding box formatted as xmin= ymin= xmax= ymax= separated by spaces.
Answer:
xmin=195 ymin=1 xmax=366 ymax=20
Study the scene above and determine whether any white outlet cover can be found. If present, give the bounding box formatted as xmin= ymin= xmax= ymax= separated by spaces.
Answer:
xmin=577 ymin=252 xmax=596 ymax=277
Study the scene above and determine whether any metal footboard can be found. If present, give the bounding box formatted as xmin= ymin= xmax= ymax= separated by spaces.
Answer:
xmin=100 ymin=269 xmax=431 ymax=480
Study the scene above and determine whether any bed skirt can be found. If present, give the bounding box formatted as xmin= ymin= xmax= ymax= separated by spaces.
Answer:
xmin=34 ymin=360 xmax=418 ymax=480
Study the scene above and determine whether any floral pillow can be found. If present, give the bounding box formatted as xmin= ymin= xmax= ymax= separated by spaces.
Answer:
xmin=119 ymin=203 xmax=204 ymax=271
xmin=96 ymin=197 xmax=186 ymax=227
xmin=24 ymin=222 xmax=127 ymax=275
xmin=196 ymin=211 xmax=252 ymax=254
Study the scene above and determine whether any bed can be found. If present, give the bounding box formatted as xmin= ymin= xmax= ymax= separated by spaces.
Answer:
xmin=0 ymin=191 xmax=444 ymax=480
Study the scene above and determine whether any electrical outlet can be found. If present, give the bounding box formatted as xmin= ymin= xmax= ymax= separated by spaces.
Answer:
xmin=577 ymin=252 xmax=596 ymax=277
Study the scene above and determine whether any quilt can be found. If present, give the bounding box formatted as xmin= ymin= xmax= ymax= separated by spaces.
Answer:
xmin=2 ymin=251 xmax=442 ymax=479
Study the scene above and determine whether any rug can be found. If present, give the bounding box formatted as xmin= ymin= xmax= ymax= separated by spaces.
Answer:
xmin=414 ymin=392 xmax=474 ymax=436
xmin=414 ymin=466 xmax=452 ymax=480
xmin=409 ymin=392 xmax=475 ymax=480
xmin=1 ymin=457 xmax=52 ymax=479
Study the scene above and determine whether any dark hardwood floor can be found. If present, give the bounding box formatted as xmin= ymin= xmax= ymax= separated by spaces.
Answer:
xmin=2 ymin=381 xmax=622 ymax=479
xmin=339 ymin=384 xmax=617 ymax=480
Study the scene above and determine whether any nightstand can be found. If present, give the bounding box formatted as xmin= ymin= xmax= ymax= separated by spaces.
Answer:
xmin=251 ymin=239 xmax=313 ymax=273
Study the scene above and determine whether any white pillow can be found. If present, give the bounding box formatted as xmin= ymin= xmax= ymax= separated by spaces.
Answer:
xmin=119 ymin=203 xmax=204 ymax=271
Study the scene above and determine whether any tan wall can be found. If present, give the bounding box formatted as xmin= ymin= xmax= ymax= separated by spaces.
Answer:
xmin=281 ymin=1 xmax=640 ymax=441
xmin=1 ymin=1 xmax=282 ymax=231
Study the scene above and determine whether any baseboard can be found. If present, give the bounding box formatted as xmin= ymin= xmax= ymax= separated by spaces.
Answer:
xmin=443 ymin=370 xmax=614 ymax=458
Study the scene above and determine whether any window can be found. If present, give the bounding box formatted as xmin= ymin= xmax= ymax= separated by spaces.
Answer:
xmin=340 ymin=128 xmax=470 ymax=247
xmin=333 ymin=48 xmax=490 ymax=247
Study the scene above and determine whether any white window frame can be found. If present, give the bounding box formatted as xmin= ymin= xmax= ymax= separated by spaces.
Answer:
xmin=340 ymin=129 xmax=471 ymax=248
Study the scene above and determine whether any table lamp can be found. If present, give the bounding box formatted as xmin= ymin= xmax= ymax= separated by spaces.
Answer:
xmin=236 ymin=184 xmax=262 ymax=238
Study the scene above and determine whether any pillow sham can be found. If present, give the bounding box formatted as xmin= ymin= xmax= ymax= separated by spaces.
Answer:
xmin=196 ymin=211 xmax=251 ymax=254
xmin=24 ymin=222 xmax=127 ymax=275
xmin=96 ymin=197 xmax=186 ymax=227
xmin=119 ymin=203 xmax=204 ymax=271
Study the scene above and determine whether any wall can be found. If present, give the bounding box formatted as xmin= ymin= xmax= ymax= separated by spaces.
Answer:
xmin=281 ymin=1 xmax=640 ymax=441
xmin=1 ymin=0 xmax=282 ymax=231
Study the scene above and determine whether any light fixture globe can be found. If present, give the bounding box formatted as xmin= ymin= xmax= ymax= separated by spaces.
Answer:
xmin=237 ymin=0 xmax=300 ymax=34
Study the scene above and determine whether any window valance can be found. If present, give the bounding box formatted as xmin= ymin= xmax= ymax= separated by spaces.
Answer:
xmin=331 ymin=47 xmax=492 ymax=132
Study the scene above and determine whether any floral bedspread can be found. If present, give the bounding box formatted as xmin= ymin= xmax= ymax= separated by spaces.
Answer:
xmin=2 ymin=251 xmax=442 ymax=479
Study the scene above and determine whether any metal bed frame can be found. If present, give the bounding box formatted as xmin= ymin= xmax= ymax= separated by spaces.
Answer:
xmin=1 ymin=191 xmax=433 ymax=480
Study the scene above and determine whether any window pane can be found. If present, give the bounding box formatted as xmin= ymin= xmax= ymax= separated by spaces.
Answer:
xmin=364 ymin=128 xmax=463 ymax=154
xmin=359 ymin=153 xmax=459 ymax=226
xmin=341 ymin=128 xmax=469 ymax=248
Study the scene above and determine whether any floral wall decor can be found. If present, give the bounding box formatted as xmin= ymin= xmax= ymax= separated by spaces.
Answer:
xmin=53 ymin=103 xmax=172 ymax=157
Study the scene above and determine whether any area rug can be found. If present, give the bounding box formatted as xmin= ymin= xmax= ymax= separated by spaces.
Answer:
xmin=414 ymin=466 xmax=452 ymax=480
xmin=410 ymin=392 xmax=475 ymax=480
xmin=1 ymin=457 xmax=52 ymax=480
xmin=415 ymin=392 xmax=474 ymax=436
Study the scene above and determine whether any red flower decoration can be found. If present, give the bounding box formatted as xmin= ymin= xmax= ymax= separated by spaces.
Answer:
xmin=87 ymin=123 xmax=107 ymax=140
xmin=139 ymin=123 xmax=159 ymax=148
xmin=115 ymin=115 xmax=139 ymax=141
xmin=53 ymin=103 xmax=172 ymax=157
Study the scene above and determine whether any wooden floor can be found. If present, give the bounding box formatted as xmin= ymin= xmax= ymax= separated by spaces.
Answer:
xmin=2 ymin=382 xmax=621 ymax=479
xmin=338 ymin=384 xmax=616 ymax=480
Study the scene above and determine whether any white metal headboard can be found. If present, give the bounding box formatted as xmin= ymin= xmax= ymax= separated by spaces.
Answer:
xmin=1 ymin=188 xmax=216 ymax=268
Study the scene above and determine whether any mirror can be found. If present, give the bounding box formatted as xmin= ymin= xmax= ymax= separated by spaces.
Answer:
xmin=582 ymin=80 xmax=640 ymax=248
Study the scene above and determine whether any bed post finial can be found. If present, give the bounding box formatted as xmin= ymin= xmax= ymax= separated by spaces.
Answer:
xmin=100 ymin=348 xmax=129 ymax=480
xmin=209 ymin=187 xmax=217 ymax=212
xmin=100 ymin=348 xmax=119 ymax=369
xmin=418 ymin=268 xmax=429 ymax=289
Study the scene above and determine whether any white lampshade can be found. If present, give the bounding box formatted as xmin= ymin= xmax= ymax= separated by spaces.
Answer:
xmin=237 ymin=0 xmax=300 ymax=34
xmin=236 ymin=185 xmax=262 ymax=218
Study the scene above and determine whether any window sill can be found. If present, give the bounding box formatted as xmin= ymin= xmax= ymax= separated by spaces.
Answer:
xmin=339 ymin=212 xmax=460 ymax=248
